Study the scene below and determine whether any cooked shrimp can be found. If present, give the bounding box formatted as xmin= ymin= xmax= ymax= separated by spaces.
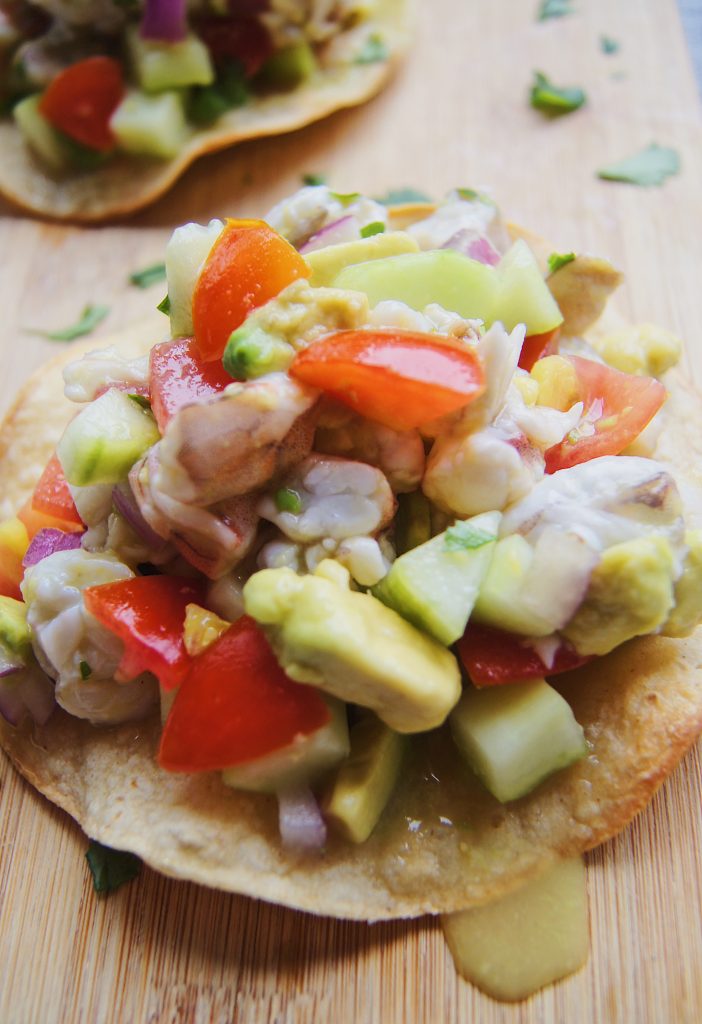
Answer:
xmin=315 ymin=413 xmax=425 ymax=493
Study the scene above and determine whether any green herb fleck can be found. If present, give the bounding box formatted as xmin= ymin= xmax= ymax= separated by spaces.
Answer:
xmin=530 ymin=71 xmax=586 ymax=115
xmin=127 ymin=393 xmax=151 ymax=410
xmin=302 ymin=172 xmax=327 ymax=186
xmin=454 ymin=187 xmax=496 ymax=207
xmin=355 ymin=33 xmax=388 ymax=64
xmin=548 ymin=251 xmax=576 ymax=273
xmin=537 ymin=0 xmax=575 ymax=20
xmin=375 ymin=187 xmax=432 ymax=206
xmin=157 ymin=294 xmax=171 ymax=316
xmin=597 ymin=143 xmax=680 ymax=186
xmin=360 ymin=221 xmax=386 ymax=239
xmin=79 ymin=660 xmax=92 ymax=680
xmin=85 ymin=840 xmax=142 ymax=895
xmin=28 ymin=304 xmax=110 ymax=342
xmin=275 ymin=488 xmax=303 ymax=515
xmin=444 ymin=522 xmax=496 ymax=552
xmin=129 ymin=263 xmax=166 ymax=289
xmin=600 ymin=35 xmax=620 ymax=54
xmin=329 ymin=191 xmax=361 ymax=207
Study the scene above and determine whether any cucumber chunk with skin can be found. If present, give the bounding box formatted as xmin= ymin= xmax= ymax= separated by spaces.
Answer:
xmin=57 ymin=388 xmax=160 ymax=487
xmin=373 ymin=511 xmax=500 ymax=646
xmin=127 ymin=27 xmax=214 ymax=92
xmin=221 ymin=698 xmax=350 ymax=794
xmin=323 ymin=712 xmax=406 ymax=843
xmin=110 ymin=90 xmax=189 ymax=159
xmin=13 ymin=94 xmax=66 ymax=171
xmin=450 ymin=679 xmax=587 ymax=803
xmin=256 ymin=41 xmax=315 ymax=90
xmin=0 ymin=596 xmax=31 ymax=660
xmin=165 ymin=219 xmax=225 ymax=337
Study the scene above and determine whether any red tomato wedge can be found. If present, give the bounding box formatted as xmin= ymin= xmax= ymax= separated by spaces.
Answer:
xmin=457 ymin=623 xmax=593 ymax=687
xmin=545 ymin=356 xmax=667 ymax=473
xmin=195 ymin=15 xmax=273 ymax=75
xmin=518 ymin=328 xmax=560 ymax=372
xmin=84 ymin=576 xmax=206 ymax=691
xmin=39 ymin=56 xmax=124 ymax=152
xmin=289 ymin=329 xmax=486 ymax=432
xmin=149 ymin=336 xmax=233 ymax=432
xmin=158 ymin=615 xmax=331 ymax=773
xmin=193 ymin=219 xmax=310 ymax=362
xmin=31 ymin=454 xmax=83 ymax=528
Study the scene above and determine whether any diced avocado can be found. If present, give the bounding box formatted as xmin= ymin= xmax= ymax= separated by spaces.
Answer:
xmin=256 ymin=42 xmax=316 ymax=90
xmin=221 ymin=698 xmax=350 ymax=793
xmin=127 ymin=27 xmax=214 ymax=92
xmin=471 ymin=534 xmax=541 ymax=635
xmin=323 ymin=712 xmax=406 ymax=843
xmin=57 ymin=388 xmax=161 ymax=487
xmin=442 ymin=856 xmax=589 ymax=1001
xmin=13 ymin=94 xmax=67 ymax=171
xmin=165 ymin=219 xmax=224 ymax=336
xmin=110 ymin=90 xmax=189 ymax=159
xmin=661 ymin=530 xmax=702 ymax=637
xmin=374 ymin=511 xmax=500 ymax=646
xmin=394 ymin=490 xmax=432 ymax=555
xmin=0 ymin=596 xmax=31 ymax=660
xmin=182 ymin=602 xmax=230 ymax=657
xmin=223 ymin=322 xmax=295 ymax=379
xmin=450 ymin=679 xmax=587 ymax=803
xmin=243 ymin=561 xmax=462 ymax=734
xmin=306 ymin=231 xmax=419 ymax=287
xmin=562 ymin=536 xmax=676 ymax=656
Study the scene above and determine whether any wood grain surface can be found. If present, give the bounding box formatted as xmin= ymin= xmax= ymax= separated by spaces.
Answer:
xmin=1 ymin=1 xmax=702 ymax=1021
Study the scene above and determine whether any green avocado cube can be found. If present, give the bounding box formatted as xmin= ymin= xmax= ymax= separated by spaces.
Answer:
xmin=127 ymin=27 xmax=214 ymax=92
xmin=111 ymin=90 xmax=189 ymax=160
xmin=0 ymin=596 xmax=31 ymax=661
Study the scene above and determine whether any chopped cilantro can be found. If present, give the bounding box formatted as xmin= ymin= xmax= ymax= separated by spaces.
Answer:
xmin=157 ymin=294 xmax=171 ymax=316
xmin=444 ymin=522 xmax=496 ymax=552
xmin=275 ymin=488 xmax=303 ymax=515
xmin=127 ymin=393 xmax=151 ymax=410
xmin=329 ymin=191 xmax=361 ymax=207
xmin=302 ymin=172 xmax=327 ymax=186
xmin=129 ymin=262 xmax=166 ymax=289
xmin=600 ymin=35 xmax=620 ymax=54
xmin=355 ymin=33 xmax=388 ymax=64
xmin=79 ymin=660 xmax=92 ymax=680
xmin=530 ymin=72 xmax=586 ymax=115
xmin=360 ymin=221 xmax=386 ymax=238
xmin=375 ymin=187 xmax=432 ymax=205
xmin=28 ymin=304 xmax=110 ymax=342
xmin=85 ymin=840 xmax=142 ymax=895
xmin=548 ymin=251 xmax=576 ymax=273
xmin=537 ymin=0 xmax=575 ymax=20
xmin=597 ymin=144 xmax=681 ymax=186
xmin=454 ymin=187 xmax=496 ymax=207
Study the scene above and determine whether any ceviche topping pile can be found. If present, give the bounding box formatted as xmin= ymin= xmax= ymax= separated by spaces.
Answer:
xmin=1 ymin=186 xmax=699 ymax=852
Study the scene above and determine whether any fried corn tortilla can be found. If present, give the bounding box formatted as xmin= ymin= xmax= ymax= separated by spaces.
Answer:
xmin=1 ymin=301 xmax=701 ymax=921
xmin=0 ymin=0 xmax=410 ymax=222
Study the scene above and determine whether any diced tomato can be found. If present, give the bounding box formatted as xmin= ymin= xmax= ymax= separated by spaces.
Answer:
xmin=0 ymin=518 xmax=29 ymax=600
xmin=192 ymin=219 xmax=310 ymax=362
xmin=544 ymin=356 xmax=667 ymax=473
xmin=18 ymin=497 xmax=83 ymax=540
xmin=158 ymin=615 xmax=331 ymax=772
xmin=457 ymin=622 xmax=593 ymax=687
xmin=289 ymin=329 xmax=486 ymax=432
xmin=149 ymin=336 xmax=233 ymax=432
xmin=194 ymin=15 xmax=273 ymax=75
xmin=39 ymin=56 xmax=124 ymax=152
xmin=31 ymin=454 xmax=83 ymax=528
xmin=83 ymin=576 xmax=206 ymax=690
xmin=518 ymin=328 xmax=560 ymax=372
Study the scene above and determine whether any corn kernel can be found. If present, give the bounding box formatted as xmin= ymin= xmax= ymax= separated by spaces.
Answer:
xmin=531 ymin=356 xmax=580 ymax=411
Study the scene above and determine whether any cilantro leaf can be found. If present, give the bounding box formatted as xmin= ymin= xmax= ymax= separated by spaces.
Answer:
xmin=597 ymin=144 xmax=680 ymax=186
xmin=360 ymin=221 xmax=386 ymax=239
xmin=537 ymin=0 xmax=575 ymax=20
xmin=79 ymin=660 xmax=92 ymax=680
xmin=85 ymin=840 xmax=141 ymax=894
xmin=275 ymin=487 xmax=302 ymax=515
xmin=355 ymin=33 xmax=388 ymax=64
xmin=157 ymin=294 xmax=171 ymax=315
xmin=548 ymin=251 xmax=576 ymax=273
xmin=375 ymin=187 xmax=432 ymax=205
xmin=329 ymin=191 xmax=361 ymax=207
xmin=444 ymin=522 xmax=496 ymax=552
xmin=530 ymin=72 xmax=586 ymax=115
xmin=600 ymin=35 xmax=620 ymax=54
xmin=302 ymin=172 xmax=327 ymax=186
xmin=129 ymin=262 xmax=166 ymax=289
xmin=28 ymin=304 xmax=110 ymax=342
xmin=127 ymin=393 xmax=151 ymax=410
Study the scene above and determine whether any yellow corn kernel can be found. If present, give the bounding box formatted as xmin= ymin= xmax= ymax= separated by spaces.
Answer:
xmin=0 ymin=517 xmax=30 ymax=560
xmin=592 ymin=323 xmax=682 ymax=377
xmin=531 ymin=356 xmax=580 ymax=411
xmin=183 ymin=603 xmax=230 ymax=657
xmin=513 ymin=374 xmax=539 ymax=406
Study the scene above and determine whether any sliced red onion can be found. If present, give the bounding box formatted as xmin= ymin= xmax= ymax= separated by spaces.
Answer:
xmin=300 ymin=216 xmax=359 ymax=255
xmin=0 ymin=677 xmax=25 ymax=726
xmin=278 ymin=786 xmax=327 ymax=852
xmin=23 ymin=528 xmax=83 ymax=569
xmin=112 ymin=483 xmax=169 ymax=553
xmin=140 ymin=0 xmax=187 ymax=42
xmin=442 ymin=229 xmax=501 ymax=266
xmin=0 ymin=667 xmax=55 ymax=727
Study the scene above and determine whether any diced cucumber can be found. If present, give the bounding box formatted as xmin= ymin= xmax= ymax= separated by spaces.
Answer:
xmin=57 ymin=388 xmax=161 ymax=487
xmin=221 ymin=698 xmax=350 ymax=793
xmin=493 ymin=240 xmax=564 ymax=334
xmin=323 ymin=713 xmax=406 ymax=843
xmin=127 ymin=27 xmax=214 ymax=92
xmin=110 ymin=89 xmax=189 ymax=159
xmin=223 ymin=322 xmax=294 ymax=379
xmin=165 ymin=219 xmax=225 ymax=337
xmin=13 ymin=94 xmax=66 ymax=171
xmin=0 ymin=596 xmax=31 ymax=660
xmin=256 ymin=42 xmax=316 ymax=90
xmin=306 ymin=231 xmax=419 ymax=287
xmin=374 ymin=511 xmax=500 ymax=646
xmin=471 ymin=534 xmax=540 ymax=634
xmin=450 ymin=679 xmax=587 ymax=803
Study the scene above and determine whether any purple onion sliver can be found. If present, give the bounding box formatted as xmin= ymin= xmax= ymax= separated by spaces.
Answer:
xmin=299 ymin=216 xmax=358 ymax=254
xmin=278 ymin=786 xmax=327 ymax=852
xmin=442 ymin=229 xmax=500 ymax=266
xmin=20 ymin=668 xmax=56 ymax=726
xmin=0 ymin=676 xmax=27 ymax=727
xmin=140 ymin=0 xmax=187 ymax=42
xmin=112 ymin=483 xmax=169 ymax=552
xmin=23 ymin=528 xmax=83 ymax=569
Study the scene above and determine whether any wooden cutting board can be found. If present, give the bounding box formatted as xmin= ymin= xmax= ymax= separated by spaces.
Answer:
xmin=1 ymin=1 xmax=702 ymax=1020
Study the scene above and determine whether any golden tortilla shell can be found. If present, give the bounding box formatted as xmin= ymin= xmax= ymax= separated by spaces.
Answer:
xmin=0 ymin=0 xmax=410 ymax=222
xmin=1 ymin=306 xmax=702 ymax=922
